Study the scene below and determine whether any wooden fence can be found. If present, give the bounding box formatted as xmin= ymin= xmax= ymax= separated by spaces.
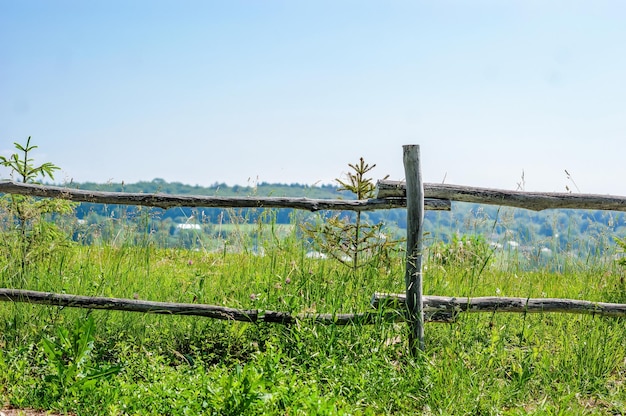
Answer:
xmin=1 ymin=144 xmax=626 ymax=353
xmin=0 ymin=157 xmax=448 ymax=328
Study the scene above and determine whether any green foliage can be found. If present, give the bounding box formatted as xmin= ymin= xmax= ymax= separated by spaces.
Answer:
xmin=616 ymin=237 xmax=626 ymax=268
xmin=0 ymin=137 xmax=75 ymax=277
xmin=0 ymin=231 xmax=624 ymax=414
xmin=335 ymin=157 xmax=378 ymax=200
xmin=0 ymin=137 xmax=59 ymax=183
xmin=205 ymin=364 xmax=265 ymax=415
xmin=40 ymin=314 xmax=120 ymax=397
xmin=303 ymin=158 xmax=400 ymax=271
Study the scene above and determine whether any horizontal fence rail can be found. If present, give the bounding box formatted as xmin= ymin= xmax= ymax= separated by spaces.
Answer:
xmin=3 ymin=288 xmax=625 ymax=325
xmin=377 ymin=180 xmax=626 ymax=212
xmin=0 ymin=289 xmax=406 ymax=325
xmin=372 ymin=293 xmax=626 ymax=318
xmin=0 ymin=180 xmax=451 ymax=211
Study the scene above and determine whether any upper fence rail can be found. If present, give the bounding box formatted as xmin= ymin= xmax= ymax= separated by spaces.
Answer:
xmin=0 ymin=180 xmax=451 ymax=211
xmin=2 ymin=179 xmax=625 ymax=214
xmin=377 ymin=180 xmax=626 ymax=212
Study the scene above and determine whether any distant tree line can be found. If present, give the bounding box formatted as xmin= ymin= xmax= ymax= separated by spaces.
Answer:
xmin=63 ymin=179 xmax=626 ymax=256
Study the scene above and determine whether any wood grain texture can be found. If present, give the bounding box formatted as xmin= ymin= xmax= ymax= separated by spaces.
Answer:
xmin=0 ymin=180 xmax=450 ymax=211
xmin=403 ymin=145 xmax=425 ymax=351
xmin=0 ymin=289 xmax=406 ymax=325
xmin=377 ymin=180 xmax=626 ymax=212
xmin=372 ymin=292 xmax=626 ymax=317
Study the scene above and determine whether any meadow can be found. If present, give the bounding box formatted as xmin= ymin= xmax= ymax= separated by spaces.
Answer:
xmin=1 ymin=140 xmax=625 ymax=415
xmin=1 ymin=214 xmax=625 ymax=415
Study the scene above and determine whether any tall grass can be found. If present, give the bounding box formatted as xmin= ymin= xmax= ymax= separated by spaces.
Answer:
xmin=1 ymin=207 xmax=625 ymax=415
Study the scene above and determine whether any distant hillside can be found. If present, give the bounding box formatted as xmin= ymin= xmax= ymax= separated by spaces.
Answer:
xmin=64 ymin=178 xmax=626 ymax=257
xmin=67 ymin=178 xmax=357 ymax=227
xmin=70 ymin=178 xmax=346 ymax=199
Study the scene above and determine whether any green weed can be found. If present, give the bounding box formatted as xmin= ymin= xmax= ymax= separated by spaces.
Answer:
xmin=40 ymin=314 xmax=120 ymax=398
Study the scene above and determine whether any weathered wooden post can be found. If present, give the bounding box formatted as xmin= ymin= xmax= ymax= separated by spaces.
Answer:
xmin=403 ymin=145 xmax=425 ymax=353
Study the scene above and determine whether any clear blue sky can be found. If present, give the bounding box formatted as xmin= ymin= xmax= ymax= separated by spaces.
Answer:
xmin=2 ymin=1 xmax=625 ymax=195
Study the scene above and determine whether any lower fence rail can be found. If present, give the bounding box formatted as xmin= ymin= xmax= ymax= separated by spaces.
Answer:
xmin=3 ymin=288 xmax=625 ymax=329
xmin=0 ymin=288 xmax=405 ymax=326
xmin=372 ymin=292 xmax=626 ymax=318
xmin=3 ymin=288 xmax=624 ymax=328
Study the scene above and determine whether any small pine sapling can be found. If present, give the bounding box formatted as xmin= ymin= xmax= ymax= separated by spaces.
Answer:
xmin=303 ymin=158 xmax=399 ymax=271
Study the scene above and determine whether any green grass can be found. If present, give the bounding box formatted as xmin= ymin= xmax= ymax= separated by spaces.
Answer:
xmin=1 ymin=225 xmax=626 ymax=415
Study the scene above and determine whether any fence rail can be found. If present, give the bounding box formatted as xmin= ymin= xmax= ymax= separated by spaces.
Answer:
xmin=377 ymin=180 xmax=626 ymax=212
xmin=0 ymin=180 xmax=451 ymax=211
xmin=372 ymin=293 xmax=626 ymax=318
xmin=0 ymin=289 xmax=404 ymax=325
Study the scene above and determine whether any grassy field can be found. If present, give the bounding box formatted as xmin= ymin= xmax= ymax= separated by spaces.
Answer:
xmin=1 ymin=221 xmax=626 ymax=415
